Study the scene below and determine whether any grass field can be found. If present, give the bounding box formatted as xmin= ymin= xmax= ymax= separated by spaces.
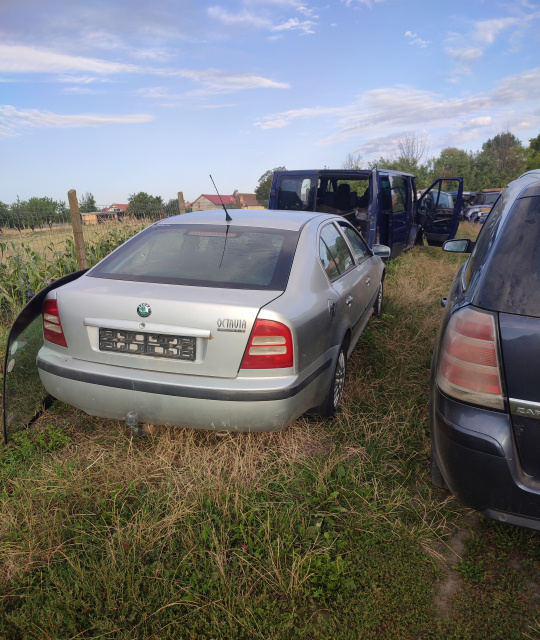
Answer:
xmin=0 ymin=225 xmax=539 ymax=639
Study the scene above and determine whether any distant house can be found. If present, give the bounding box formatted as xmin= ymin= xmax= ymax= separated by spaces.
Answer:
xmin=191 ymin=194 xmax=236 ymax=211
xmin=191 ymin=192 xmax=263 ymax=211
xmin=234 ymin=192 xmax=265 ymax=210
xmin=81 ymin=203 xmax=128 ymax=225
xmin=103 ymin=203 xmax=129 ymax=214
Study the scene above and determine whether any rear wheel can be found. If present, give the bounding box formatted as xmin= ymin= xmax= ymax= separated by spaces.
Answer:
xmin=313 ymin=343 xmax=347 ymax=417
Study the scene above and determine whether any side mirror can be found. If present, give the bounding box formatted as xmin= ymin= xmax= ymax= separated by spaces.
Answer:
xmin=373 ymin=244 xmax=391 ymax=258
xmin=443 ymin=238 xmax=474 ymax=253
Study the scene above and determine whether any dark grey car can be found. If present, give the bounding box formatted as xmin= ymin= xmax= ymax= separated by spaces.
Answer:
xmin=430 ymin=170 xmax=540 ymax=529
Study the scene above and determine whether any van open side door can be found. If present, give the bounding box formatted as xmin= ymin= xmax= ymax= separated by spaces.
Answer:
xmin=418 ymin=177 xmax=463 ymax=246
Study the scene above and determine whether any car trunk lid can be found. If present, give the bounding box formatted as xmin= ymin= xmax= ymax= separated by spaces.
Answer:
xmin=55 ymin=276 xmax=283 ymax=379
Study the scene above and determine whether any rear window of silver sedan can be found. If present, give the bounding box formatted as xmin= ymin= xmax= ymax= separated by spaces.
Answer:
xmin=88 ymin=224 xmax=300 ymax=290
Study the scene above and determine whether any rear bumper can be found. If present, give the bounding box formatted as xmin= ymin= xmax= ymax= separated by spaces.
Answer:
xmin=432 ymin=385 xmax=540 ymax=530
xmin=37 ymin=347 xmax=332 ymax=432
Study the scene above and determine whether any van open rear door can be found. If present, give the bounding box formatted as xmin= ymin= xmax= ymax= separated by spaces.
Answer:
xmin=418 ymin=178 xmax=463 ymax=246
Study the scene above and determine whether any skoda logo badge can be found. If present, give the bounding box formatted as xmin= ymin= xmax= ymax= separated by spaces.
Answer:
xmin=137 ymin=303 xmax=151 ymax=318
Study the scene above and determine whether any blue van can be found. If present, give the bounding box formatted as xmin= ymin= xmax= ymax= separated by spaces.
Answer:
xmin=268 ymin=168 xmax=463 ymax=258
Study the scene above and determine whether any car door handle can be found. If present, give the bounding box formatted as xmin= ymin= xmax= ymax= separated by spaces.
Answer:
xmin=365 ymin=277 xmax=371 ymax=285
xmin=346 ymin=295 xmax=353 ymax=307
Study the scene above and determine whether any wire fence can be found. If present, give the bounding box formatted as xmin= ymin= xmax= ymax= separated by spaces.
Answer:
xmin=0 ymin=203 xmax=168 ymax=322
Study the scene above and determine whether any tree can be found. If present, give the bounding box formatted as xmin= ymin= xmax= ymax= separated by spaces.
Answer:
xmin=432 ymin=147 xmax=478 ymax=191
xmin=475 ymin=131 xmax=527 ymax=188
xmin=79 ymin=192 xmax=98 ymax=213
xmin=341 ymin=153 xmax=363 ymax=170
xmin=255 ymin=166 xmax=286 ymax=206
xmin=10 ymin=196 xmax=67 ymax=231
xmin=367 ymin=134 xmax=433 ymax=188
xmin=396 ymin=134 xmax=429 ymax=169
xmin=526 ymin=133 xmax=540 ymax=171
xmin=163 ymin=198 xmax=180 ymax=217
xmin=126 ymin=192 xmax=164 ymax=219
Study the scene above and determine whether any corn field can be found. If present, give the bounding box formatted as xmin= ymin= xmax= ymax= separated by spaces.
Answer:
xmin=0 ymin=206 xmax=167 ymax=322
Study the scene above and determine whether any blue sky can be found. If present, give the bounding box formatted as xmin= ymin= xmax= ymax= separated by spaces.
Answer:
xmin=1 ymin=0 xmax=540 ymax=206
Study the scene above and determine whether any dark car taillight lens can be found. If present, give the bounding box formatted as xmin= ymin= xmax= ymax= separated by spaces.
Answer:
xmin=437 ymin=306 xmax=503 ymax=410
xmin=240 ymin=319 xmax=293 ymax=369
xmin=43 ymin=299 xmax=68 ymax=347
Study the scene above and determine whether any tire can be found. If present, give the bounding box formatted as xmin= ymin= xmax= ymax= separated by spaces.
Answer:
xmin=313 ymin=343 xmax=347 ymax=417
xmin=430 ymin=446 xmax=449 ymax=490
xmin=373 ymin=280 xmax=384 ymax=317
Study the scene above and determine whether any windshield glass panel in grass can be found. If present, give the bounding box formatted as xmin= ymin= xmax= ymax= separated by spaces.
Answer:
xmin=89 ymin=224 xmax=300 ymax=290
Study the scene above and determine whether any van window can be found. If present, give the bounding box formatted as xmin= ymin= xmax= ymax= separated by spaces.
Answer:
xmin=390 ymin=175 xmax=407 ymax=213
xmin=277 ymin=177 xmax=314 ymax=210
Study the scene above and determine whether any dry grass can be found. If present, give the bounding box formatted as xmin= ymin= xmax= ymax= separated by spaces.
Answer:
xmin=1 ymin=228 xmax=537 ymax=640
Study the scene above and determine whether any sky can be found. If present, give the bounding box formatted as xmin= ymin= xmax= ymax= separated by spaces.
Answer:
xmin=1 ymin=0 xmax=540 ymax=206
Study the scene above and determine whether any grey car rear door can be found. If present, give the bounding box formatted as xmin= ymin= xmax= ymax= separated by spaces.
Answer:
xmin=319 ymin=222 xmax=374 ymax=349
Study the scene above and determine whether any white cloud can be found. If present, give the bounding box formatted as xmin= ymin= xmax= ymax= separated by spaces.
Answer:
xmin=0 ymin=44 xmax=289 ymax=96
xmin=168 ymin=69 xmax=290 ymax=92
xmin=208 ymin=1 xmax=317 ymax=34
xmin=255 ymin=105 xmax=344 ymax=129
xmin=472 ymin=17 xmax=519 ymax=46
xmin=445 ymin=8 xmax=540 ymax=75
xmin=206 ymin=6 xmax=272 ymax=28
xmin=0 ymin=105 xmax=153 ymax=138
xmin=0 ymin=45 xmax=140 ymax=75
xmin=446 ymin=46 xmax=483 ymax=72
xmin=405 ymin=31 xmax=429 ymax=48
xmin=255 ymin=67 xmax=540 ymax=155
xmin=271 ymin=17 xmax=316 ymax=34
xmin=61 ymin=87 xmax=107 ymax=95
xmin=341 ymin=0 xmax=387 ymax=7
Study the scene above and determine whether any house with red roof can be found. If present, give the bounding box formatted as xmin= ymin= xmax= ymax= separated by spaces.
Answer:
xmin=103 ymin=203 xmax=129 ymax=214
xmin=191 ymin=192 xmax=264 ymax=212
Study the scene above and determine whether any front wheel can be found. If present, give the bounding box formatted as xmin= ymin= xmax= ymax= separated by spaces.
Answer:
xmin=312 ymin=344 xmax=347 ymax=417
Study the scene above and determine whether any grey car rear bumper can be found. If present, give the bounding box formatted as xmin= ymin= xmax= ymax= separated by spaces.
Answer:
xmin=37 ymin=347 xmax=333 ymax=432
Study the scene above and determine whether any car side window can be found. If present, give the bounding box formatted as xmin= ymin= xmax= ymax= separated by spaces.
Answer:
xmin=464 ymin=192 xmax=506 ymax=291
xmin=337 ymin=222 xmax=369 ymax=262
xmin=319 ymin=223 xmax=354 ymax=279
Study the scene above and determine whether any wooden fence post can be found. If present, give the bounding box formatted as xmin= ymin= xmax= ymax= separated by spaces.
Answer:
xmin=178 ymin=191 xmax=186 ymax=214
xmin=67 ymin=189 xmax=88 ymax=269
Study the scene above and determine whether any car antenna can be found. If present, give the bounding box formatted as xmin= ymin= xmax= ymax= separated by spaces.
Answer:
xmin=210 ymin=174 xmax=233 ymax=222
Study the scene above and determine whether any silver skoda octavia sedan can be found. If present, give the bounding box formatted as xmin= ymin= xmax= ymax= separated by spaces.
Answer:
xmin=35 ymin=209 xmax=388 ymax=432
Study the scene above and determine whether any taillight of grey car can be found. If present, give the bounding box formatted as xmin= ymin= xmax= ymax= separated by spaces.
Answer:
xmin=430 ymin=170 xmax=540 ymax=531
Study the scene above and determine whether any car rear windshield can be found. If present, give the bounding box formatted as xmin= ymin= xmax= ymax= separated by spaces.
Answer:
xmin=88 ymin=224 xmax=299 ymax=290
xmin=475 ymin=195 xmax=540 ymax=316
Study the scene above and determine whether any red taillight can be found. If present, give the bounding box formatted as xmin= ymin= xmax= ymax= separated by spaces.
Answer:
xmin=43 ymin=299 xmax=67 ymax=347
xmin=437 ymin=306 xmax=503 ymax=410
xmin=240 ymin=319 xmax=293 ymax=369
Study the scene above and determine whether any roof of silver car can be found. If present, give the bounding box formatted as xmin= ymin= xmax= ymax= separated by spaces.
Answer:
xmin=157 ymin=208 xmax=329 ymax=231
